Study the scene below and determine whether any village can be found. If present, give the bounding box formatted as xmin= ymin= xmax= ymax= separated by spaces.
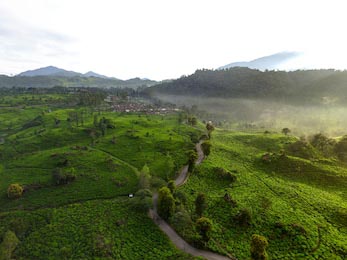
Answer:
xmin=104 ymin=95 xmax=180 ymax=114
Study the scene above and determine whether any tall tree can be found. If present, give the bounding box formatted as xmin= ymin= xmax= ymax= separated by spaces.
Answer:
xmin=157 ymin=187 xmax=175 ymax=220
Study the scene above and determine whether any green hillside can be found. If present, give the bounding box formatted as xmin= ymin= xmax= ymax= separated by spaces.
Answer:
xmin=0 ymin=92 xmax=200 ymax=259
xmin=175 ymin=130 xmax=347 ymax=259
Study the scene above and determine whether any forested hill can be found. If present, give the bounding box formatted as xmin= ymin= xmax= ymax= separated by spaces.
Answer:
xmin=0 ymin=75 xmax=156 ymax=89
xmin=144 ymin=68 xmax=347 ymax=104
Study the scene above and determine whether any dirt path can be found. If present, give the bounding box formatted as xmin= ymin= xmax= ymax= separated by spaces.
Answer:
xmin=149 ymin=141 xmax=235 ymax=260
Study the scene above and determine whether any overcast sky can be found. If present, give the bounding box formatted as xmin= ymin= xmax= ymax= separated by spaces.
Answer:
xmin=0 ymin=0 xmax=346 ymax=80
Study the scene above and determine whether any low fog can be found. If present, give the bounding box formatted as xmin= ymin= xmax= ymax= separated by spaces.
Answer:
xmin=155 ymin=94 xmax=347 ymax=137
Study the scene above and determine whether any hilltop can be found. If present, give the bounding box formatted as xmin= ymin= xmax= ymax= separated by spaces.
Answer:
xmin=0 ymin=66 xmax=157 ymax=89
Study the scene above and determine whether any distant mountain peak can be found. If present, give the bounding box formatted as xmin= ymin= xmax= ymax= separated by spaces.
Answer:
xmin=219 ymin=51 xmax=300 ymax=71
xmin=18 ymin=66 xmax=81 ymax=77
xmin=18 ymin=66 xmax=110 ymax=79
xmin=83 ymin=71 xmax=109 ymax=79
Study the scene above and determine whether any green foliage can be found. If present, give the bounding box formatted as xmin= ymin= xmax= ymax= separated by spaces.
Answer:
xmin=138 ymin=164 xmax=151 ymax=189
xmin=309 ymin=133 xmax=336 ymax=157
xmin=132 ymin=189 xmax=153 ymax=212
xmin=335 ymin=135 xmax=347 ymax=161
xmin=195 ymin=193 xmax=207 ymax=217
xmin=188 ymin=116 xmax=197 ymax=126
xmin=158 ymin=187 xmax=175 ymax=220
xmin=167 ymin=180 xmax=176 ymax=194
xmin=7 ymin=184 xmax=23 ymax=199
xmin=52 ymin=168 xmax=76 ymax=185
xmin=169 ymin=211 xmax=194 ymax=240
xmin=178 ymin=130 xmax=347 ymax=259
xmin=1 ymin=199 xmax=193 ymax=259
xmin=286 ymin=139 xmax=319 ymax=159
xmin=196 ymin=217 xmax=212 ymax=242
xmin=201 ymin=141 xmax=212 ymax=156
xmin=0 ymin=230 xmax=20 ymax=260
xmin=206 ymin=122 xmax=215 ymax=139
xmin=251 ymin=234 xmax=268 ymax=260
xmin=234 ymin=208 xmax=252 ymax=227
xmin=213 ymin=167 xmax=237 ymax=182
xmin=187 ymin=149 xmax=198 ymax=172
xmin=281 ymin=128 xmax=290 ymax=135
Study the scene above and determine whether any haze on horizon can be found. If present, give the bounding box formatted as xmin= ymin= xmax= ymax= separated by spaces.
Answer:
xmin=1 ymin=0 xmax=347 ymax=80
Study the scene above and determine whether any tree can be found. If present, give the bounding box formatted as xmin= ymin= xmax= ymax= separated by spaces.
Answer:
xmin=0 ymin=230 xmax=20 ymax=260
xmin=132 ymin=189 xmax=153 ymax=212
xmin=138 ymin=164 xmax=151 ymax=189
xmin=251 ymin=234 xmax=268 ymax=260
xmin=195 ymin=193 xmax=207 ymax=217
xmin=206 ymin=122 xmax=215 ymax=139
xmin=335 ymin=135 xmax=347 ymax=161
xmin=282 ymin=128 xmax=291 ymax=135
xmin=157 ymin=187 xmax=175 ymax=220
xmin=234 ymin=208 xmax=252 ymax=227
xmin=7 ymin=184 xmax=23 ymax=199
xmin=167 ymin=180 xmax=176 ymax=194
xmin=310 ymin=133 xmax=336 ymax=157
xmin=196 ymin=217 xmax=212 ymax=242
xmin=93 ymin=114 xmax=99 ymax=127
xmin=201 ymin=141 xmax=212 ymax=157
xmin=187 ymin=150 xmax=198 ymax=172
xmin=188 ymin=116 xmax=197 ymax=126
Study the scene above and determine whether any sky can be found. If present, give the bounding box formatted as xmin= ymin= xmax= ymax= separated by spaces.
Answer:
xmin=0 ymin=0 xmax=347 ymax=80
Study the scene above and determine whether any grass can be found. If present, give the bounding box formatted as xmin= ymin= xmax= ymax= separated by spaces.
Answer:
xmin=0 ymin=198 xmax=195 ymax=259
xmin=0 ymin=92 xmax=201 ymax=259
xmin=178 ymin=130 xmax=347 ymax=259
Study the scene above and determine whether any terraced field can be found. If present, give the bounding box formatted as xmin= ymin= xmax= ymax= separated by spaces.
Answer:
xmin=178 ymin=130 xmax=347 ymax=259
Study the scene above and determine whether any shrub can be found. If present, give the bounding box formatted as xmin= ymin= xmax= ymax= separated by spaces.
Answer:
xmin=173 ymin=191 xmax=187 ymax=206
xmin=201 ymin=141 xmax=212 ymax=156
xmin=170 ymin=211 xmax=193 ymax=239
xmin=52 ymin=168 xmax=76 ymax=185
xmin=167 ymin=180 xmax=176 ymax=194
xmin=196 ymin=217 xmax=212 ymax=242
xmin=286 ymin=140 xmax=318 ymax=159
xmin=250 ymin=234 xmax=268 ymax=260
xmin=0 ymin=230 xmax=20 ymax=260
xmin=234 ymin=208 xmax=252 ymax=227
xmin=132 ymin=189 xmax=153 ymax=212
xmin=7 ymin=184 xmax=23 ymax=199
xmin=224 ymin=193 xmax=237 ymax=207
xmin=195 ymin=193 xmax=207 ymax=217
xmin=158 ymin=187 xmax=175 ymax=220
xmin=213 ymin=167 xmax=237 ymax=182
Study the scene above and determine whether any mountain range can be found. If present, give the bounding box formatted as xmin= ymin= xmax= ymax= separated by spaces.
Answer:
xmin=218 ymin=52 xmax=300 ymax=71
xmin=144 ymin=67 xmax=347 ymax=105
xmin=18 ymin=66 xmax=111 ymax=79
xmin=0 ymin=66 xmax=157 ymax=89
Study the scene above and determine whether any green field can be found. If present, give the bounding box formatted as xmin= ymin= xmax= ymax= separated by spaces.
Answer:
xmin=176 ymin=130 xmax=347 ymax=259
xmin=0 ymin=93 xmax=200 ymax=259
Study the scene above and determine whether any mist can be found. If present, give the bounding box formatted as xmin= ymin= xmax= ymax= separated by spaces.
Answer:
xmin=155 ymin=94 xmax=347 ymax=137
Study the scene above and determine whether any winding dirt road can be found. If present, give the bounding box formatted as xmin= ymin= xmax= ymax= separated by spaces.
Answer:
xmin=149 ymin=141 xmax=234 ymax=260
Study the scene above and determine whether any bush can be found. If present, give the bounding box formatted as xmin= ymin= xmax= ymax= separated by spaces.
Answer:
xmin=170 ymin=211 xmax=193 ymax=239
xmin=234 ymin=208 xmax=251 ymax=227
xmin=167 ymin=180 xmax=176 ymax=194
xmin=196 ymin=217 xmax=212 ymax=242
xmin=52 ymin=168 xmax=76 ymax=185
xmin=7 ymin=184 xmax=23 ymax=199
xmin=213 ymin=167 xmax=237 ymax=182
xmin=158 ymin=187 xmax=175 ymax=220
xmin=251 ymin=234 xmax=268 ymax=260
xmin=201 ymin=141 xmax=212 ymax=156
xmin=286 ymin=140 xmax=318 ymax=159
xmin=0 ymin=230 xmax=20 ymax=260
xmin=132 ymin=189 xmax=153 ymax=212
xmin=195 ymin=193 xmax=207 ymax=217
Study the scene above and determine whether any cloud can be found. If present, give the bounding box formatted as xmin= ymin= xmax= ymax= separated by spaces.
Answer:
xmin=0 ymin=8 xmax=77 ymax=74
